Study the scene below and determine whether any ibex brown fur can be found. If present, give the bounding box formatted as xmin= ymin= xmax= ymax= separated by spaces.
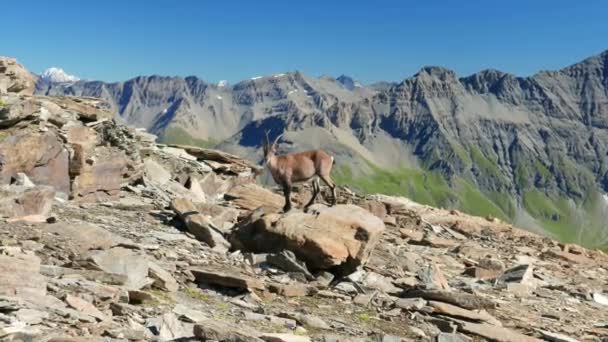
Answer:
xmin=262 ymin=131 xmax=337 ymax=212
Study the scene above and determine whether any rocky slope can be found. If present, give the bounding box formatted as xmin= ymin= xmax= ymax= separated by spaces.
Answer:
xmin=2 ymin=57 xmax=608 ymax=341
xmin=34 ymin=51 xmax=608 ymax=248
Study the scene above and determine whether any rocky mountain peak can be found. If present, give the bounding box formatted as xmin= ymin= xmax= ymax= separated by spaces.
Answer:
xmin=415 ymin=66 xmax=458 ymax=80
xmin=336 ymin=75 xmax=358 ymax=90
xmin=40 ymin=67 xmax=80 ymax=83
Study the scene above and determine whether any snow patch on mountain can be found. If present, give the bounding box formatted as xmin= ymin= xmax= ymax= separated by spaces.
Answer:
xmin=40 ymin=67 xmax=80 ymax=83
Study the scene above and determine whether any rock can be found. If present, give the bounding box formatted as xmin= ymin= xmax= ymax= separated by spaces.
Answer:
xmin=6 ymin=214 xmax=48 ymax=224
xmin=148 ymin=262 xmax=179 ymax=292
xmin=361 ymin=272 xmax=401 ymax=294
xmin=538 ymin=330 xmax=580 ymax=342
xmin=433 ymin=333 xmax=470 ymax=342
xmin=13 ymin=173 xmax=35 ymax=187
xmin=0 ymin=185 xmax=55 ymax=219
xmin=353 ymin=293 xmax=375 ymax=306
xmin=143 ymin=158 xmax=172 ymax=186
xmin=495 ymin=264 xmax=536 ymax=287
xmin=592 ymin=292 xmax=608 ymax=306
xmin=418 ymin=264 xmax=450 ymax=290
xmin=187 ymin=175 xmax=208 ymax=202
xmin=401 ymin=290 xmax=496 ymax=310
xmin=393 ymin=276 xmax=419 ymax=289
xmin=230 ymin=204 xmax=385 ymax=275
xmin=427 ymin=317 xmax=457 ymax=333
xmin=542 ymin=250 xmax=594 ymax=265
xmin=464 ymin=266 xmax=503 ymax=280
xmin=147 ymin=313 xmax=189 ymax=341
xmin=394 ymin=298 xmax=426 ymax=310
xmin=261 ymin=333 xmax=311 ymax=342
xmin=244 ymin=312 xmax=296 ymax=329
xmin=359 ymin=200 xmax=387 ymax=220
xmin=50 ymin=96 xmax=113 ymax=122
xmin=43 ymin=222 xmax=120 ymax=254
xmin=198 ymin=172 xmax=234 ymax=201
xmin=455 ymin=321 xmax=541 ymax=342
xmin=193 ymin=319 xmax=263 ymax=341
xmin=128 ymin=290 xmax=156 ymax=304
xmin=268 ymin=283 xmax=313 ymax=297
xmin=506 ymin=283 xmax=534 ymax=297
xmin=266 ymin=250 xmax=314 ymax=281
xmin=190 ymin=268 xmax=265 ymax=291
xmin=0 ymin=57 xmax=37 ymax=95
xmin=427 ymin=301 xmax=501 ymax=325
xmin=173 ymin=304 xmax=208 ymax=323
xmin=421 ymin=234 xmax=457 ymax=248
xmin=196 ymin=202 xmax=239 ymax=233
xmin=283 ymin=313 xmax=330 ymax=330
xmin=225 ymin=183 xmax=284 ymax=211
xmin=71 ymin=146 xmax=138 ymax=201
xmin=64 ymin=294 xmax=107 ymax=321
xmin=399 ymin=228 xmax=423 ymax=242
xmin=40 ymin=265 xmax=128 ymax=285
xmin=171 ymin=198 xmax=231 ymax=251
xmin=0 ymin=129 xmax=70 ymax=193
xmin=334 ymin=282 xmax=359 ymax=295
xmin=14 ymin=309 xmax=49 ymax=325
xmin=0 ymin=250 xmax=46 ymax=297
xmin=464 ymin=258 xmax=505 ymax=279
xmin=82 ymin=247 xmax=151 ymax=290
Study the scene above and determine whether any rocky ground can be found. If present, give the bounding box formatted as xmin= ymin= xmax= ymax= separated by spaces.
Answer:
xmin=1 ymin=57 xmax=608 ymax=342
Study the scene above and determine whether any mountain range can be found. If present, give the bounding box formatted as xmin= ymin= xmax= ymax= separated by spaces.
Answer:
xmin=35 ymin=50 xmax=608 ymax=248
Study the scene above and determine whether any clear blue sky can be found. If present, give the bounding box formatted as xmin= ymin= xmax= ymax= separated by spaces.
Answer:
xmin=2 ymin=0 xmax=607 ymax=83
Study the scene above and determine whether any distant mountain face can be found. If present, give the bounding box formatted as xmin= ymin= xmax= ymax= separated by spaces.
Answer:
xmin=35 ymin=51 xmax=608 ymax=247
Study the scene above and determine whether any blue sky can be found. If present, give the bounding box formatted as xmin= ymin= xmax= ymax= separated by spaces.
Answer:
xmin=2 ymin=0 xmax=607 ymax=83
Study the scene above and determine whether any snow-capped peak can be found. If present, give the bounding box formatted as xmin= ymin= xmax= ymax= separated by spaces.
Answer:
xmin=217 ymin=80 xmax=228 ymax=87
xmin=40 ymin=67 xmax=80 ymax=83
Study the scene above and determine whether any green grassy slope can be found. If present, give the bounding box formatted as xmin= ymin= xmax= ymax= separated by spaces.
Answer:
xmin=159 ymin=126 xmax=217 ymax=148
xmin=334 ymin=161 xmax=607 ymax=249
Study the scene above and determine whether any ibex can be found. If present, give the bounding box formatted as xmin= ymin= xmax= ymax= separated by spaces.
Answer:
xmin=262 ymin=131 xmax=337 ymax=212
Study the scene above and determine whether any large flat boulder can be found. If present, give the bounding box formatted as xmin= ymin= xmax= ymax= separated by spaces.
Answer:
xmin=230 ymin=204 xmax=385 ymax=275
xmin=42 ymin=222 xmax=122 ymax=254
xmin=79 ymin=247 xmax=151 ymax=290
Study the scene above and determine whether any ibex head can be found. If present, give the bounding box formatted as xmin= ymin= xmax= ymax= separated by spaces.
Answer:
xmin=262 ymin=130 xmax=283 ymax=162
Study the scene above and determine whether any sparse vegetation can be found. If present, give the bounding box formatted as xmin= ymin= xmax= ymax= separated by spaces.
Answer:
xmin=357 ymin=312 xmax=372 ymax=322
xmin=184 ymin=287 xmax=210 ymax=302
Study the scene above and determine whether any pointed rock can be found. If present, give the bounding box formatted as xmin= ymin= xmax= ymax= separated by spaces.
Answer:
xmin=171 ymin=198 xmax=231 ymax=251
xmin=148 ymin=262 xmax=179 ymax=292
